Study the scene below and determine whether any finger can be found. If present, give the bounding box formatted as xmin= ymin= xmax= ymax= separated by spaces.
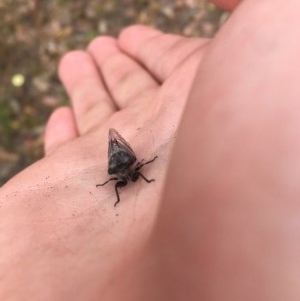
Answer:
xmin=58 ymin=50 xmax=115 ymax=134
xmin=118 ymin=25 xmax=210 ymax=82
xmin=87 ymin=36 xmax=159 ymax=109
xmin=44 ymin=106 xmax=78 ymax=155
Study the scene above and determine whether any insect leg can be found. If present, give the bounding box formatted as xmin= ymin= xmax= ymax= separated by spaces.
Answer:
xmin=96 ymin=177 xmax=118 ymax=187
xmin=114 ymin=180 xmax=127 ymax=206
xmin=136 ymin=156 xmax=158 ymax=170
xmin=137 ymin=172 xmax=155 ymax=183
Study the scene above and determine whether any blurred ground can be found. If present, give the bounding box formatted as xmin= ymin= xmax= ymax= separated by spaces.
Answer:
xmin=0 ymin=0 xmax=228 ymax=185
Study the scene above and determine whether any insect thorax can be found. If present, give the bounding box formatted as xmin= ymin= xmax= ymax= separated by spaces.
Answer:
xmin=108 ymin=150 xmax=136 ymax=175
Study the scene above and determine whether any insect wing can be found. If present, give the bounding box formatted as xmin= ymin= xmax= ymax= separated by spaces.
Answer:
xmin=107 ymin=128 xmax=136 ymax=174
xmin=108 ymin=128 xmax=135 ymax=157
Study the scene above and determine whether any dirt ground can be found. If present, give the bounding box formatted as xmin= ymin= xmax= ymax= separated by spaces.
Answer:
xmin=0 ymin=0 xmax=228 ymax=185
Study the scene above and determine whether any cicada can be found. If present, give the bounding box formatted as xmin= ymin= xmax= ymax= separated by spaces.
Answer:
xmin=97 ymin=128 xmax=158 ymax=206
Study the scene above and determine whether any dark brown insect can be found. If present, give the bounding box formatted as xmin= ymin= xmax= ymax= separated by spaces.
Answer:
xmin=96 ymin=128 xmax=158 ymax=206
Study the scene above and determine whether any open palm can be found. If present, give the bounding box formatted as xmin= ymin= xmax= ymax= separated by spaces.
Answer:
xmin=0 ymin=25 xmax=209 ymax=300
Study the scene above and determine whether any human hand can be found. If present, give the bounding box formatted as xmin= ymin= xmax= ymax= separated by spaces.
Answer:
xmin=0 ymin=24 xmax=209 ymax=300
xmin=4 ymin=0 xmax=297 ymax=299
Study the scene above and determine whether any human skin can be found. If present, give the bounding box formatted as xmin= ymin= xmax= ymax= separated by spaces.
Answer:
xmin=153 ymin=0 xmax=300 ymax=300
xmin=0 ymin=18 xmax=208 ymax=301
xmin=1 ymin=0 xmax=300 ymax=300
